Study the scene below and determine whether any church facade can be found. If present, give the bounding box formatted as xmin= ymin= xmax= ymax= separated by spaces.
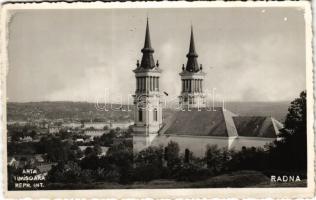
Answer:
xmin=132 ymin=20 xmax=283 ymax=157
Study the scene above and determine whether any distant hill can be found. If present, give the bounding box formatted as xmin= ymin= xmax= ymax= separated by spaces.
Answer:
xmin=7 ymin=101 xmax=134 ymax=122
xmin=7 ymin=101 xmax=290 ymax=123
xmin=223 ymin=101 xmax=290 ymax=123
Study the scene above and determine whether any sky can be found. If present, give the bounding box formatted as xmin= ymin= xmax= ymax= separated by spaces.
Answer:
xmin=7 ymin=7 xmax=306 ymax=103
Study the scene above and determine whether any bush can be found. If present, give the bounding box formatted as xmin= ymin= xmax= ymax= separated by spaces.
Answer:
xmin=133 ymin=164 xmax=163 ymax=182
xmin=48 ymin=161 xmax=87 ymax=183
xmin=133 ymin=146 xmax=164 ymax=182
xmin=174 ymin=163 xmax=213 ymax=182
xmin=80 ymin=155 xmax=100 ymax=170
xmin=205 ymin=145 xmax=232 ymax=174
xmin=164 ymin=141 xmax=181 ymax=170
xmin=94 ymin=168 xmax=120 ymax=182
xmin=228 ymin=147 xmax=268 ymax=171
xmin=107 ymin=142 xmax=134 ymax=184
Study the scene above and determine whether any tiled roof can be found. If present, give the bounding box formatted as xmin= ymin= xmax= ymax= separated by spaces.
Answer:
xmin=222 ymin=108 xmax=238 ymax=137
xmin=271 ymin=117 xmax=284 ymax=134
xmin=160 ymin=107 xmax=283 ymax=138
xmin=233 ymin=116 xmax=280 ymax=138
xmin=161 ymin=107 xmax=229 ymax=137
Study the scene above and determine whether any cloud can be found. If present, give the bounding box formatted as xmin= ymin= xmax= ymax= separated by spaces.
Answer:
xmin=7 ymin=8 xmax=306 ymax=102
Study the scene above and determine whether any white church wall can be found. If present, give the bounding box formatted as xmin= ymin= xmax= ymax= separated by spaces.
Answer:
xmin=133 ymin=133 xmax=277 ymax=156
xmin=133 ymin=134 xmax=158 ymax=153
xmin=151 ymin=135 xmax=229 ymax=157
xmin=230 ymin=136 xmax=275 ymax=151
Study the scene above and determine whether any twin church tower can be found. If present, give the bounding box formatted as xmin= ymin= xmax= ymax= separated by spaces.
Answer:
xmin=132 ymin=19 xmax=206 ymax=150
xmin=132 ymin=19 xmax=283 ymax=153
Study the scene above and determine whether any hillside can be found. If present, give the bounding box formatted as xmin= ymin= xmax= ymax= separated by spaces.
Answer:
xmin=224 ymin=101 xmax=289 ymax=122
xmin=7 ymin=101 xmax=289 ymax=123
xmin=7 ymin=101 xmax=134 ymax=122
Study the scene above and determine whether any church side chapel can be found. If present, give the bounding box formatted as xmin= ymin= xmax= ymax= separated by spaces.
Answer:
xmin=132 ymin=19 xmax=283 ymax=157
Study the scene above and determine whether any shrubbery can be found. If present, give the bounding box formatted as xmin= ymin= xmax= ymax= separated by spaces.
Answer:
xmin=48 ymin=161 xmax=120 ymax=183
xmin=46 ymin=139 xmax=305 ymax=185
xmin=134 ymin=146 xmax=164 ymax=182
xmin=47 ymin=139 xmax=134 ymax=184
xmin=174 ymin=163 xmax=213 ymax=181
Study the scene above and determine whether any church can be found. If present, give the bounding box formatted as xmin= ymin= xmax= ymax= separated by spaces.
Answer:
xmin=132 ymin=19 xmax=283 ymax=157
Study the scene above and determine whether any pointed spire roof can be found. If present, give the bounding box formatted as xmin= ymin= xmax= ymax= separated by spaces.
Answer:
xmin=143 ymin=18 xmax=153 ymax=50
xmin=140 ymin=18 xmax=156 ymax=69
xmin=188 ymin=26 xmax=197 ymax=56
xmin=185 ymin=26 xmax=200 ymax=72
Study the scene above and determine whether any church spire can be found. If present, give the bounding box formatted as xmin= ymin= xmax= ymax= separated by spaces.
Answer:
xmin=140 ymin=18 xmax=156 ymax=69
xmin=185 ymin=26 xmax=200 ymax=72
xmin=143 ymin=17 xmax=153 ymax=50
xmin=188 ymin=25 xmax=197 ymax=56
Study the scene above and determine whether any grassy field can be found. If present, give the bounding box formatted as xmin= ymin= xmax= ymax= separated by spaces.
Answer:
xmin=46 ymin=170 xmax=307 ymax=190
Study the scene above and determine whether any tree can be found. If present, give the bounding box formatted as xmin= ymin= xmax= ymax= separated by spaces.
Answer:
xmin=164 ymin=141 xmax=180 ymax=169
xmin=11 ymin=132 xmax=21 ymax=142
xmin=174 ymin=162 xmax=212 ymax=182
xmin=285 ymin=91 xmax=306 ymax=134
xmin=115 ymin=127 xmax=121 ymax=132
xmin=99 ymin=130 xmax=116 ymax=146
xmin=48 ymin=161 xmax=89 ymax=183
xmin=268 ymin=91 xmax=307 ymax=171
xmin=184 ymin=149 xmax=192 ymax=163
xmin=8 ymin=165 xmax=20 ymax=190
xmin=80 ymin=154 xmax=100 ymax=170
xmin=205 ymin=145 xmax=222 ymax=173
xmin=134 ymin=146 xmax=164 ymax=182
xmin=76 ymin=148 xmax=84 ymax=159
xmin=84 ymin=147 xmax=94 ymax=157
xmin=93 ymin=144 xmax=102 ymax=156
xmin=38 ymin=136 xmax=75 ymax=162
xmin=29 ymin=130 xmax=37 ymax=138
xmin=228 ymin=147 xmax=267 ymax=171
xmin=107 ymin=142 xmax=134 ymax=183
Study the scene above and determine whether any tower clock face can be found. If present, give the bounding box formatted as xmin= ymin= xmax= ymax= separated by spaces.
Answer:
xmin=136 ymin=95 xmax=147 ymax=109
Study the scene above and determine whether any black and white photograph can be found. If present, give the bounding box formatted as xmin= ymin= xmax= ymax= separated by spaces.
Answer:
xmin=1 ymin=1 xmax=314 ymax=198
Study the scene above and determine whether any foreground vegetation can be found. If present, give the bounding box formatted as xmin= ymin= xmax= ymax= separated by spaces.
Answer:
xmin=46 ymin=170 xmax=305 ymax=189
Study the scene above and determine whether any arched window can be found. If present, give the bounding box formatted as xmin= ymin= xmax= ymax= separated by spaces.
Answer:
xmin=138 ymin=109 xmax=143 ymax=122
xmin=153 ymin=108 xmax=158 ymax=121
